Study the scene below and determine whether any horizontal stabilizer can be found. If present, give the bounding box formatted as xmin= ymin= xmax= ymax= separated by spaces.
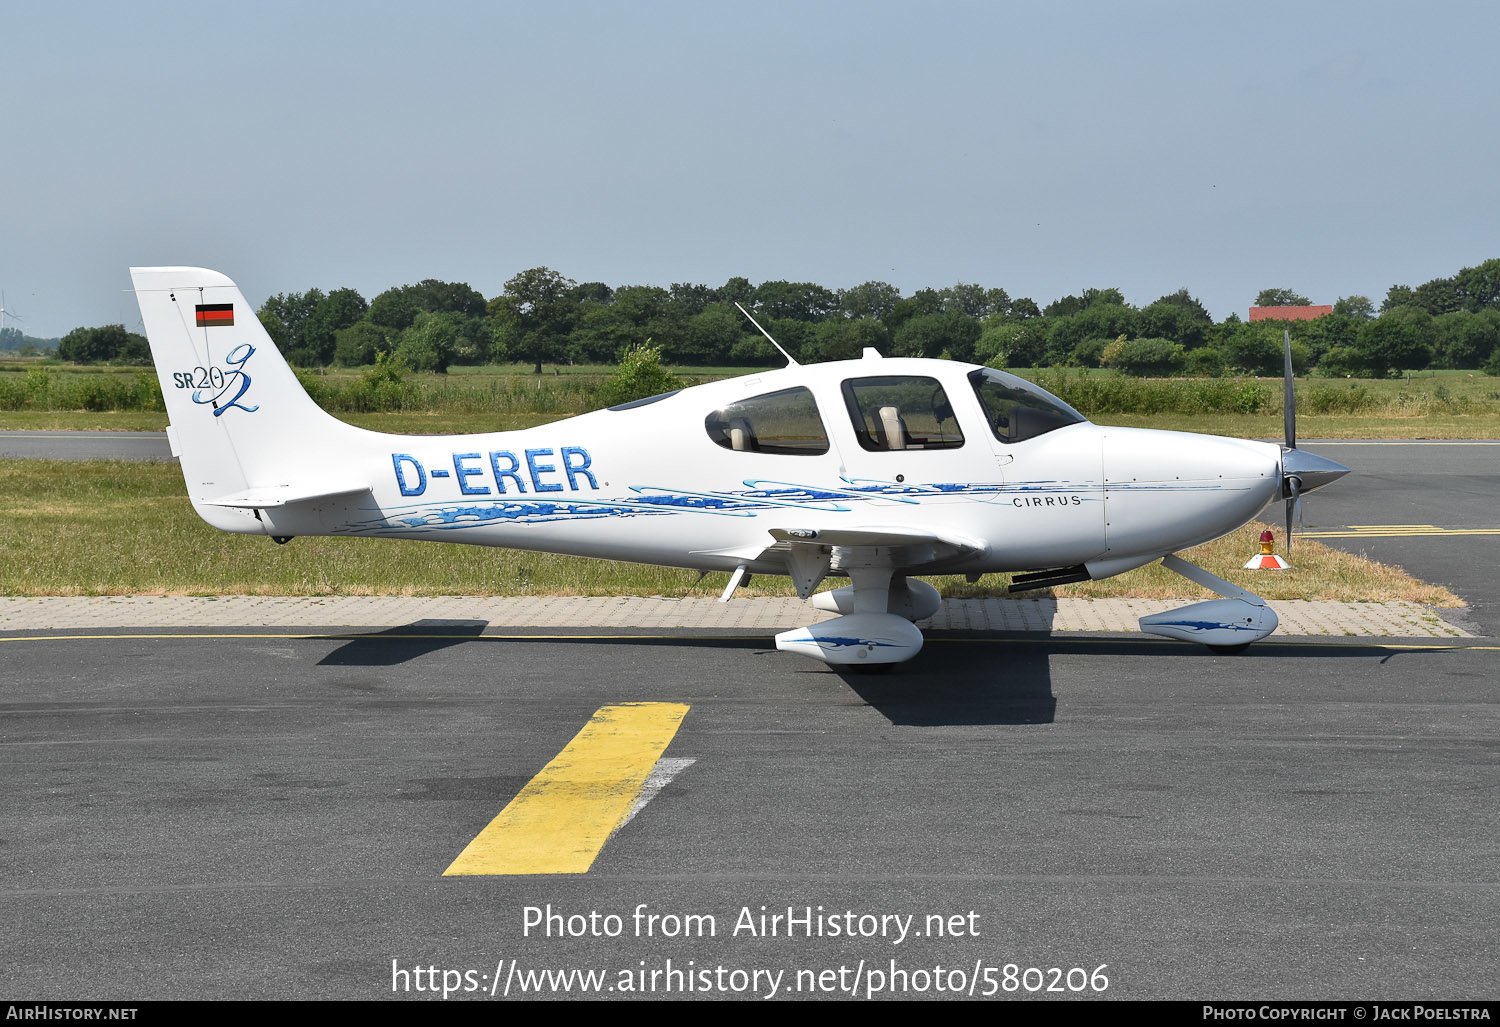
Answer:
xmin=203 ymin=482 xmax=370 ymax=509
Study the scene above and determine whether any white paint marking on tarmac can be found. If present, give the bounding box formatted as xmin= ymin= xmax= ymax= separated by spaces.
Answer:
xmin=613 ymin=756 xmax=696 ymax=837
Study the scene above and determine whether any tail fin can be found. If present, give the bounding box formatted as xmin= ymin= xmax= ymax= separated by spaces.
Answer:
xmin=131 ymin=267 xmax=364 ymax=533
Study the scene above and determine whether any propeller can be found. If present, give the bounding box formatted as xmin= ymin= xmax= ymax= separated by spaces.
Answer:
xmin=1283 ymin=329 xmax=1299 ymax=549
xmin=1279 ymin=328 xmax=1350 ymax=551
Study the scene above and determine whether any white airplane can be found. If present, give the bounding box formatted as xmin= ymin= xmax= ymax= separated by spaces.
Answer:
xmin=131 ymin=266 xmax=1348 ymax=669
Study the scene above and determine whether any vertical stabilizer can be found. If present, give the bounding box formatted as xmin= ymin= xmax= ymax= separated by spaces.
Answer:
xmin=130 ymin=266 xmax=360 ymax=533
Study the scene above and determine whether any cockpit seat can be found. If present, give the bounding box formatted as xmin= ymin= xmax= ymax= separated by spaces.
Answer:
xmin=878 ymin=405 xmax=906 ymax=450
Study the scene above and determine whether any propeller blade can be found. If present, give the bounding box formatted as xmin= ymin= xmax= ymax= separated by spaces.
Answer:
xmin=1284 ymin=474 xmax=1302 ymax=552
xmin=1283 ymin=328 xmax=1295 ymax=450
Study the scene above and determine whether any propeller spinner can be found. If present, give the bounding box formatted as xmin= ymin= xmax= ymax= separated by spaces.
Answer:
xmin=1279 ymin=329 xmax=1349 ymax=548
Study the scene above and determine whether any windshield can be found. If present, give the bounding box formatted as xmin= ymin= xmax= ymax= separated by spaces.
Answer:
xmin=967 ymin=367 xmax=1086 ymax=444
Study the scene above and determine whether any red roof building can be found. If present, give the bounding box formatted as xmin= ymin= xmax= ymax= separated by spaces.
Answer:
xmin=1248 ymin=304 xmax=1332 ymax=322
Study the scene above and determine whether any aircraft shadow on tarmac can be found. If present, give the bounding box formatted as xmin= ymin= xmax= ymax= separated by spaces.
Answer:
xmin=836 ymin=637 xmax=1451 ymax=726
xmin=833 ymin=643 xmax=1058 ymax=726
xmin=315 ymin=619 xmax=490 ymax=666
xmin=307 ymin=620 xmax=1447 ymax=724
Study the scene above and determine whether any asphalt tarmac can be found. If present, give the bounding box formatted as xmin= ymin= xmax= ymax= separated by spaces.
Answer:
xmin=2 ymin=628 xmax=1495 ymax=1000
xmin=1289 ymin=441 xmax=1500 ymax=635
xmin=0 ymin=430 xmax=170 ymax=461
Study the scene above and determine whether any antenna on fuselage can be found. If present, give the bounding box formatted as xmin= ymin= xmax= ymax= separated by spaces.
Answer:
xmin=734 ymin=302 xmax=799 ymax=367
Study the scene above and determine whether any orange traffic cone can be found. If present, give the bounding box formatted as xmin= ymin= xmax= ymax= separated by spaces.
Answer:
xmin=1244 ymin=529 xmax=1291 ymax=570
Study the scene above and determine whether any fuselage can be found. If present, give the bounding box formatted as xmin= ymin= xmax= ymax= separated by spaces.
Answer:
xmin=250 ymin=354 xmax=1285 ymax=581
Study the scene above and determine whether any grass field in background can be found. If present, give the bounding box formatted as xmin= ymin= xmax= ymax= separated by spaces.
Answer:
xmin=3 ymin=359 xmax=1498 ymax=436
xmin=0 ymin=460 xmax=1461 ymax=607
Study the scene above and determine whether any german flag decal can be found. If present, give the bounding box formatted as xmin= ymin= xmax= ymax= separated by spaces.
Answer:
xmin=195 ymin=303 xmax=234 ymax=327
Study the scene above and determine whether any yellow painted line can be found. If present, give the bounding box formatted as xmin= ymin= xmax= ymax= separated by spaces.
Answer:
xmin=444 ymin=702 xmax=690 ymax=876
xmin=1303 ymin=528 xmax=1500 ymax=538
xmin=1297 ymin=441 xmax=1500 ymax=445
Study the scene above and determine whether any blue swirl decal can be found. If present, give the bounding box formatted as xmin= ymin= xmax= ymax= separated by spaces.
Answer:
xmin=332 ymin=474 xmax=1238 ymax=536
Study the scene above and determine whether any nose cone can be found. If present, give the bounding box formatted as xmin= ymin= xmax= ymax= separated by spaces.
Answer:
xmin=1282 ymin=447 xmax=1350 ymax=496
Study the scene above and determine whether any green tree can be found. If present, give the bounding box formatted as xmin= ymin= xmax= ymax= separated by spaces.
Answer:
xmin=1153 ymin=288 xmax=1212 ymax=322
xmin=682 ymin=304 xmax=754 ymax=365
xmin=1332 ymin=295 xmax=1375 ymax=321
xmin=394 ymin=312 xmax=458 ymax=373
xmin=891 ymin=311 xmax=981 ymax=361
xmin=813 ymin=317 xmax=889 ymax=362
xmin=1381 ymin=284 xmax=1416 ymax=313
xmin=939 ymin=283 xmax=1009 ymax=318
xmin=1412 ymin=276 xmax=1463 ymax=315
xmin=1101 ymin=337 xmax=1186 ymax=377
xmin=1291 ymin=312 xmax=1358 ymax=366
xmin=333 ymin=321 xmax=391 ymax=367
xmin=1045 ymin=303 xmax=1138 ymax=365
xmin=1432 ymin=308 xmax=1500 ymax=369
xmin=570 ymin=304 xmax=639 ymax=364
xmin=260 ymin=288 xmax=325 ymax=361
xmin=1138 ymin=300 xmax=1209 ymax=349
xmin=368 ymin=279 xmax=485 ymax=334
xmin=753 ymin=281 xmax=839 ymax=322
xmin=406 ymin=279 xmax=487 ymax=319
xmin=715 ymin=276 xmax=755 ymax=307
xmin=490 ymin=267 xmax=578 ymax=373
xmin=1009 ymin=298 xmax=1042 ymax=320
xmin=570 ymin=282 xmax=614 ymax=305
xmin=1355 ymin=308 xmax=1434 ymax=377
xmin=1045 ymin=288 xmax=1127 ymax=318
xmin=368 ymin=288 xmax=420 ymax=331
xmin=667 ymin=282 xmax=714 ymax=317
xmin=57 ymin=324 xmax=149 ymax=364
xmin=1255 ymin=288 xmax=1312 ymax=307
xmin=1221 ymin=321 xmax=1301 ymax=376
xmin=1454 ymin=258 xmax=1500 ymax=311
xmin=882 ymin=288 xmax=944 ymax=333
xmin=300 ymin=287 xmax=369 ymax=365
xmin=837 ymin=281 xmax=902 ymax=321
xmin=601 ymin=343 xmax=683 ymax=406
xmin=976 ymin=318 xmax=1048 ymax=368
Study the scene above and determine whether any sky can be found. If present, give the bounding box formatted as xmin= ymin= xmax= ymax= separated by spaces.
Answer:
xmin=3 ymin=0 xmax=1498 ymax=338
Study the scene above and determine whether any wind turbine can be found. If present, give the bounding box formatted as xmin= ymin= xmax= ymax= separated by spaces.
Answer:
xmin=0 ymin=291 xmax=22 ymax=342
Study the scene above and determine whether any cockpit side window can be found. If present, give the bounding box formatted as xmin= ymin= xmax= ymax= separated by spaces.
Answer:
xmin=968 ymin=367 xmax=1086 ymax=444
xmin=704 ymin=387 xmax=829 ymax=455
xmin=840 ymin=375 xmax=965 ymax=451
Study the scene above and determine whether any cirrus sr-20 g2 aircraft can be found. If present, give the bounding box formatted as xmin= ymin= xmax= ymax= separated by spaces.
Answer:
xmin=131 ymin=267 xmax=1348 ymax=669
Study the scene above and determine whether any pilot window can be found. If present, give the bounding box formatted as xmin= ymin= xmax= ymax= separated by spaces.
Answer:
xmin=841 ymin=376 xmax=965 ymax=451
xmin=967 ymin=367 xmax=1086 ymax=444
xmin=704 ymin=387 xmax=830 ymax=455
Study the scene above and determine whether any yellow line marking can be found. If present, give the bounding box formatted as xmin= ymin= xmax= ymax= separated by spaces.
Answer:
xmin=1303 ymin=527 xmax=1500 ymax=538
xmin=443 ymin=702 xmax=690 ymax=876
xmin=1299 ymin=441 xmax=1500 ymax=445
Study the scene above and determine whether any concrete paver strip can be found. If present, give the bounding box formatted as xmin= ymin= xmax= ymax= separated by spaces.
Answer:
xmin=0 ymin=595 xmax=1473 ymax=637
